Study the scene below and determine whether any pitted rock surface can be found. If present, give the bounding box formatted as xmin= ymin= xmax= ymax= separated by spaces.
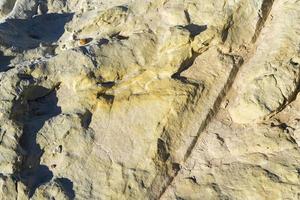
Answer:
xmin=0 ymin=0 xmax=300 ymax=199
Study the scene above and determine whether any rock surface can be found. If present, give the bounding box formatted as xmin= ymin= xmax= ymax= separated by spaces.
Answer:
xmin=0 ymin=0 xmax=300 ymax=199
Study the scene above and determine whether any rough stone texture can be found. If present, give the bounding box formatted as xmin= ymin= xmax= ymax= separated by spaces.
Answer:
xmin=31 ymin=179 xmax=71 ymax=200
xmin=0 ymin=0 xmax=300 ymax=199
xmin=228 ymin=0 xmax=300 ymax=123
xmin=0 ymin=174 xmax=27 ymax=200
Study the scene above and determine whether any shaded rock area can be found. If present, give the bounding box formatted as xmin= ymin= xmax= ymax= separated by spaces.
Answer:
xmin=0 ymin=0 xmax=300 ymax=199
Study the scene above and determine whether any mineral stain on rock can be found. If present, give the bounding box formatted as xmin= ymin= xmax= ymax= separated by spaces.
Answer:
xmin=0 ymin=0 xmax=300 ymax=199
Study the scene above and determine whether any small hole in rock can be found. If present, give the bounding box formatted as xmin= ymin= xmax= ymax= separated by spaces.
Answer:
xmin=58 ymin=145 xmax=62 ymax=153
xmin=172 ymin=163 xmax=181 ymax=171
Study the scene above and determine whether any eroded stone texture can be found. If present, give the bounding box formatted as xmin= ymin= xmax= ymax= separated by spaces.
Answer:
xmin=0 ymin=0 xmax=300 ymax=199
xmin=31 ymin=179 xmax=71 ymax=200
xmin=228 ymin=0 xmax=300 ymax=123
xmin=0 ymin=174 xmax=27 ymax=200
xmin=0 ymin=0 xmax=16 ymax=18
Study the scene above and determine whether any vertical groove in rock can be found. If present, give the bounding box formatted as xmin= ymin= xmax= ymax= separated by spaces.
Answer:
xmin=156 ymin=1 xmax=276 ymax=196
xmin=156 ymin=54 xmax=244 ymax=200
xmin=251 ymin=0 xmax=274 ymax=43
xmin=183 ymin=54 xmax=243 ymax=162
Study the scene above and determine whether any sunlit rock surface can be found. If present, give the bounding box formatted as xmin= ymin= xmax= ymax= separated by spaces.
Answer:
xmin=0 ymin=0 xmax=300 ymax=199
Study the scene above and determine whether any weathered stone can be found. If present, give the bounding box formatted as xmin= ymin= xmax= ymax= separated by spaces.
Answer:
xmin=0 ymin=175 xmax=27 ymax=200
xmin=31 ymin=179 xmax=70 ymax=200
xmin=0 ymin=0 xmax=300 ymax=199
xmin=229 ymin=0 xmax=300 ymax=123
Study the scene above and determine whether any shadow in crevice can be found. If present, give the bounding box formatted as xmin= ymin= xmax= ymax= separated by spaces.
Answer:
xmin=184 ymin=24 xmax=207 ymax=38
xmin=0 ymin=53 xmax=14 ymax=72
xmin=79 ymin=109 xmax=92 ymax=129
xmin=0 ymin=13 xmax=73 ymax=50
xmin=57 ymin=177 xmax=76 ymax=199
xmin=111 ymin=32 xmax=129 ymax=40
xmin=171 ymin=23 xmax=207 ymax=85
xmin=171 ymin=50 xmax=201 ymax=87
xmin=11 ymin=85 xmax=61 ymax=196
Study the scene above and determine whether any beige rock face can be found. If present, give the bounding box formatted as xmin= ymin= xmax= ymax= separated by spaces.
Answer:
xmin=0 ymin=0 xmax=16 ymax=18
xmin=0 ymin=0 xmax=300 ymax=199
xmin=0 ymin=175 xmax=27 ymax=200
xmin=31 ymin=179 xmax=70 ymax=200
xmin=228 ymin=0 xmax=300 ymax=123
